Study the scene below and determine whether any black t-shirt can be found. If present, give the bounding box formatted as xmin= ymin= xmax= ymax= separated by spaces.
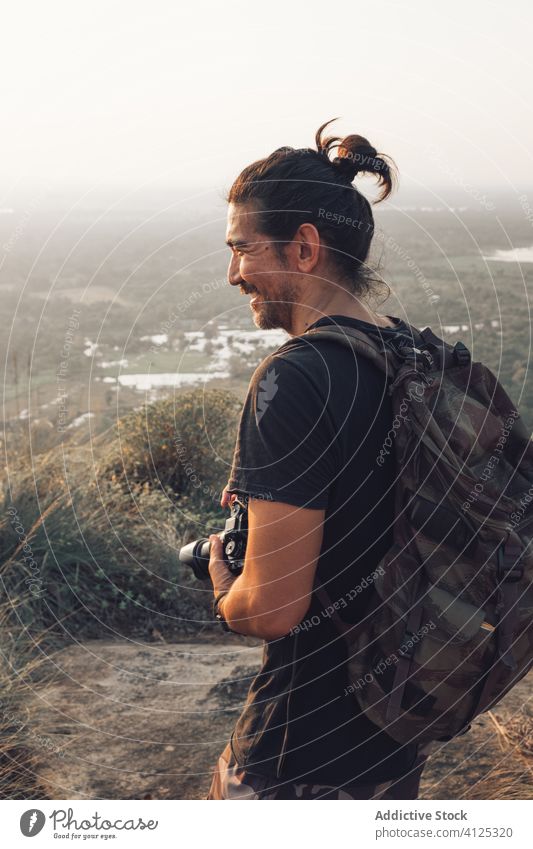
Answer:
xmin=226 ymin=313 xmax=420 ymax=786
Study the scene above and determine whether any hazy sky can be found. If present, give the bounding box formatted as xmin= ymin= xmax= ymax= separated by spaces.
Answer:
xmin=1 ymin=0 xmax=532 ymax=195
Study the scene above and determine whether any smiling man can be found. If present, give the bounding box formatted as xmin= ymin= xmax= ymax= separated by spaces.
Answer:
xmin=205 ymin=121 xmax=430 ymax=800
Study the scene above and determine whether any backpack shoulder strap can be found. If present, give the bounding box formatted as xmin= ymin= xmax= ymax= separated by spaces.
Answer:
xmin=274 ymin=324 xmax=401 ymax=376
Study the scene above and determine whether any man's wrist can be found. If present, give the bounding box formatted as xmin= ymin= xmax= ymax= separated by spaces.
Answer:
xmin=213 ymin=590 xmax=231 ymax=631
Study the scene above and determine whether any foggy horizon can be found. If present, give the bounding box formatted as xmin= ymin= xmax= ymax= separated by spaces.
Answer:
xmin=1 ymin=0 xmax=531 ymax=195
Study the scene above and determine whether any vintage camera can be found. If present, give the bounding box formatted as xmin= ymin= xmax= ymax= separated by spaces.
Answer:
xmin=178 ymin=496 xmax=248 ymax=581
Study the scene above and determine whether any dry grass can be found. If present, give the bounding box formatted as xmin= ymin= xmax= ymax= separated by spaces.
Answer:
xmin=0 ymin=602 xmax=52 ymax=798
xmin=461 ymin=710 xmax=533 ymax=800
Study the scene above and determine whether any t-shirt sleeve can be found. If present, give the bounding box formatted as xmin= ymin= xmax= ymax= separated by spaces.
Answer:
xmin=226 ymin=352 xmax=341 ymax=509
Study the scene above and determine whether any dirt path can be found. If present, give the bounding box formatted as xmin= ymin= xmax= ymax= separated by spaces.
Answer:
xmin=32 ymin=634 xmax=263 ymax=800
xmin=31 ymin=637 xmax=532 ymax=800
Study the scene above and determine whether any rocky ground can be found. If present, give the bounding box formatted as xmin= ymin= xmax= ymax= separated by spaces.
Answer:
xmin=29 ymin=635 xmax=532 ymax=800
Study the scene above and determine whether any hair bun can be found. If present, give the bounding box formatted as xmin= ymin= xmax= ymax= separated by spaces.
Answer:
xmin=334 ymin=134 xmax=379 ymax=180
xmin=315 ymin=118 xmax=397 ymax=202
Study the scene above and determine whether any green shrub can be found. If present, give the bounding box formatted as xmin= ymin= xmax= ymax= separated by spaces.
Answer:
xmin=102 ymin=389 xmax=241 ymax=505
xmin=1 ymin=388 xmax=243 ymax=641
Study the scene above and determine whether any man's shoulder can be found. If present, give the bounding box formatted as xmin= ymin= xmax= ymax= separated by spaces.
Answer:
xmin=251 ymin=331 xmax=380 ymax=387
xmin=247 ymin=341 xmax=330 ymax=399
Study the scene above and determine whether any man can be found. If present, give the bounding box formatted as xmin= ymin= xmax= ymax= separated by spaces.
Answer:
xmin=205 ymin=121 xmax=431 ymax=800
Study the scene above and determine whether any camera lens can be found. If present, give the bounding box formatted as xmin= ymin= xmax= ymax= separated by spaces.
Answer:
xmin=179 ymin=537 xmax=211 ymax=581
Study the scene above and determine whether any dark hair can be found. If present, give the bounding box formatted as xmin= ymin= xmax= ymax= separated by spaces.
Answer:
xmin=227 ymin=119 xmax=398 ymax=295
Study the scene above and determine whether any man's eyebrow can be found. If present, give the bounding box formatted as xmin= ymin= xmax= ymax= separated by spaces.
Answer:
xmin=226 ymin=238 xmax=248 ymax=248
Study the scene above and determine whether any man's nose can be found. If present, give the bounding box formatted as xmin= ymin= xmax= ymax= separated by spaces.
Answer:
xmin=227 ymin=253 xmax=243 ymax=287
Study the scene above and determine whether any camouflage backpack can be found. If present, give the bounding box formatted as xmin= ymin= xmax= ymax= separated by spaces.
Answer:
xmin=276 ymin=321 xmax=533 ymax=746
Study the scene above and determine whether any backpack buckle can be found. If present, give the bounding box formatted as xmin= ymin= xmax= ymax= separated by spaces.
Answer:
xmin=497 ymin=544 xmax=524 ymax=583
xmin=395 ymin=344 xmax=433 ymax=371
xmin=453 ymin=341 xmax=471 ymax=367
xmin=397 ymin=643 xmax=415 ymax=659
xmin=397 ymin=629 xmax=418 ymax=660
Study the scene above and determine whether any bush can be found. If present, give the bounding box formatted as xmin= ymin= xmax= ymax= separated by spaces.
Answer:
xmin=1 ymin=388 xmax=244 ymax=641
xmin=103 ymin=389 xmax=241 ymax=505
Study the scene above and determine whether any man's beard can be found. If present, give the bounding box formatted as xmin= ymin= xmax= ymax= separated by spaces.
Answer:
xmin=251 ymin=278 xmax=299 ymax=332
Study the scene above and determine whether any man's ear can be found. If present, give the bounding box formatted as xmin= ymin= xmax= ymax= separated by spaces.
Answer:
xmin=293 ymin=222 xmax=321 ymax=272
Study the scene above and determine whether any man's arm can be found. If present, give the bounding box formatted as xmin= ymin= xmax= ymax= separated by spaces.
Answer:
xmin=208 ymin=497 xmax=325 ymax=640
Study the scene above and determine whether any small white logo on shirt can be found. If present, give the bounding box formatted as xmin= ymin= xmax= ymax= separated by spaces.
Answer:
xmin=256 ymin=367 xmax=279 ymax=422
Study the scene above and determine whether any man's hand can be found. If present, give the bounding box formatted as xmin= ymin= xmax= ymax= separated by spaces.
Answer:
xmin=207 ymin=533 xmax=238 ymax=597
xmin=210 ymin=483 xmax=239 ymax=596
xmin=220 ymin=484 xmax=237 ymax=509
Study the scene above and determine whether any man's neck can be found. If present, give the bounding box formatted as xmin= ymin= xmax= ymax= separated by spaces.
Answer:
xmin=289 ymin=299 xmax=394 ymax=336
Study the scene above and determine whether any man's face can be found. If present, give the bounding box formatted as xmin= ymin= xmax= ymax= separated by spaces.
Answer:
xmin=225 ymin=202 xmax=299 ymax=332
